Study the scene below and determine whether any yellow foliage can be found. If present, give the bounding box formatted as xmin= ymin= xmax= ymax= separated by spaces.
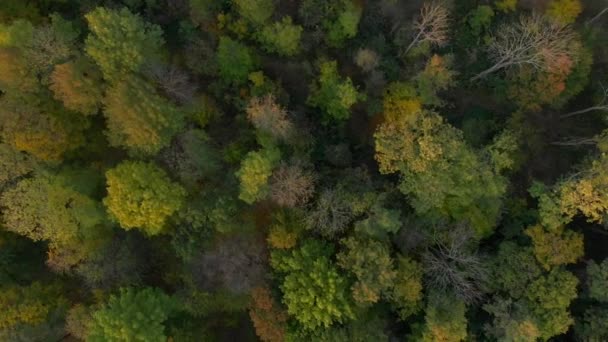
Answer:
xmin=546 ymin=0 xmax=582 ymax=24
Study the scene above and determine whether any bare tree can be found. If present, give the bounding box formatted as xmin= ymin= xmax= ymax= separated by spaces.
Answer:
xmin=422 ymin=224 xmax=488 ymax=304
xmin=561 ymin=84 xmax=608 ymax=119
xmin=397 ymin=2 xmax=450 ymax=56
xmin=471 ymin=15 xmax=577 ymax=81
xmin=246 ymin=95 xmax=293 ymax=141
xmin=306 ymin=189 xmax=353 ymax=239
xmin=143 ymin=63 xmax=198 ymax=104
xmin=269 ymin=162 xmax=316 ymax=208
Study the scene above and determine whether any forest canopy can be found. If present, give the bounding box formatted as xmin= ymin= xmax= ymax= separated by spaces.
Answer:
xmin=0 ymin=0 xmax=608 ymax=341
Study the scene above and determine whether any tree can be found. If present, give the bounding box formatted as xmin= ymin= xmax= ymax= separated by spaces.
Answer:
xmin=188 ymin=234 xmax=268 ymax=294
xmin=389 ymin=256 xmax=424 ymax=320
xmin=0 ymin=172 xmax=110 ymax=270
xmin=246 ymin=95 xmax=293 ymax=141
xmin=422 ymin=224 xmax=488 ymax=303
xmin=236 ymin=146 xmax=281 ymax=204
xmin=158 ymin=129 xmax=221 ymax=190
xmin=399 ymin=1 xmax=449 ymax=56
xmin=472 ymin=14 xmax=577 ymax=81
xmin=416 ymin=291 xmax=468 ymax=342
xmin=216 ymin=36 xmax=256 ymax=85
xmin=50 ymin=56 xmax=104 ymax=115
xmin=0 ymin=143 xmax=37 ymax=191
xmin=234 ymin=0 xmax=274 ymax=26
xmin=488 ymin=241 xmax=543 ymax=299
xmin=374 ymin=88 xmax=508 ymax=236
xmin=586 ymin=258 xmax=608 ymax=303
xmin=546 ymin=0 xmax=582 ymax=25
xmin=103 ymin=75 xmax=185 ymax=156
xmin=414 ymin=54 xmax=457 ymax=107
xmin=532 ymin=150 xmax=608 ymax=229
xmin=142 ymin=62 xmax=198 ymax=104
xmin=354 ymin=48 xmax=379 ymax=73
xmin=307 ymin=60 xmax=364 ymax=124
xmin=524 ymin=268 xmax=578 ymax=340
xmin=85 ymin=7 xmax=164 ymax=82
xmin=0 ymin=282 xmax=67 ymax=340
xmin=257 ymin=17 xmax=302 ymax=56
xmin=325 ymin=1 xmax=362 ymax=47
xmin=525 ymin=225 xmax=584 ymax=270
xmin=249 ymin=287 xmax=288 ymax=342
xmin=483 ymin=298 xmax=541 ymax=341
xmin=337 ymin=237 xmax=396 ymax=305
xmin=271 ymin=239 xmax=355 ymax=329
xmin=269 ymin=162 xmax=315 ymax=207
xmin=88 ymin=287 xmax=176 ymax=342
xmin=306 ymin=188 xmax=354 ymax=238
xmin=267 ymin=209 xmax=305 ymax=249
xmin=575 ymin=307 xmax=608 ymax=341
xmin=104 ymin=161 xmax=186 ymax=235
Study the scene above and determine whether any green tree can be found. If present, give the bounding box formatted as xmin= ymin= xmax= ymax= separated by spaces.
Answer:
xmin=525 ymin=225 xmax=584 ymax=270
xmin=374 ymin=88 xmax=508 ymax=236
xmin=336 ymin=237 xmax=396 ymax=306
xmin=0 ymin=143 xmax=37 ymax=191
xmin=0 ymin=282 xmax=67 ymax=340
xmin=88 ymin=287 xmax=176 ymax=342
xmin=85 ymin=7 xmax=164 ymax=82
xmin=389 ymin=256 xmax=424 ymax=320
xmin=235 ymin=146 xmax=281 ymax=204
xmin=524 ymin=268 xmax=578 ymax=340
xmin=216 ymin=36 xmax=257 ymax=85
xmin=308 ymin=60 xmax=364 ymax=124
xmin=271 ymin=239 xmax=355 ymax=329
xmin=104 ymin=161 xmax=186 ymax=235
xmin=325 ymin=1 xmax=362 ymax=47
xmin=234 ymin=0 xmax=274 ymax=26
xmin=416 ymin=291 xmax=468 ymax=342
xmin=257 ymin=17 xmax=302 ymax=56
xmin=0 ymin=172 xmax=110 ymax=269
xmin=546 ymin=0 xmax=582 ymax=24
xmin=587 ymin=258 xmax=608 ymax=303
xmin=103 ymin=76 xmax=185 ymax=156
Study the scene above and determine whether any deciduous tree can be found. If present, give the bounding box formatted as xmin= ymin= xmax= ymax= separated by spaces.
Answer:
xmin=104 ymin=161 xmax=186 ymax=235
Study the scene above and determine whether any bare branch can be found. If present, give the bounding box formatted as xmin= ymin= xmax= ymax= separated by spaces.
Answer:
xmin=561 ymin=85 xmax=608 ymax=118
xmin=472 ymin=15 xmax=577 ymax=81
xmin=401 ymin=2 xmax=450 ymax=56
xmin=586 ymin=7 xmax=608 ymax=26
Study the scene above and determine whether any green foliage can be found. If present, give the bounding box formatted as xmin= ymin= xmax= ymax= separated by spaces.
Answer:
xmin=0 ymin=172 xmax=110 ymax=269
xmin=88 ymin=287 xmax=176 ymax=342
xmin=374 ymin=101 xmax=509 ymax=236
xmin=235 ymin=146 xmax=281 ymax=204
xmin=271 ymin=239 xmax=355 ymax=329
xmin=414 ymin=55 xmax=457 ymax=107
xmin=354 ymin=205 xmax=401 ymax=241
xmin=85 ymin=7 xmax=164 ymax=82
xmin=234 ymin=0 xmax=274 ymax=26
xmin=257 ymin=17 xmax=302 ymax=56
xmin=494 ymin=0 xmax=517 ymax=12
xmin=575 ymin=307 xmax=608 ymax=342
xmin=325 ymin=1 xmax=362 ymax=47
xmin=0 ymin=143 xmax=37 ymax=190
xmin=525 ymin=225 xmax=584 ymax=270
xmin=337 ymin=237 xmax=396 ymax=305
xmin=524 ymin=268 xmax=578 ymax=340
xmin=467 ymin=5 xmax=494 ymax=41
xmin=103 ymin=75 xmax=185 ymax=156
xmin=389 ymin=256 xmax=424 ymax=320
xmin=104 ymin=161 xmax=186 ymax=235
xmin=216 ymin=36 xmax=257 ymax=85
xmin=308 ymin=61 xmax=364 ymax=124
xmin=489 ymin=241 xmax=543 ymax=299
xmin=0 ymin=282 xmax=67 ymax=331
xmin=416 ymin=291 xmax=468 ymax=342
xmin=587 ymin=258 xmax=608 ymax=303
xmin=546 ymin=0 xmax=582 ymax=24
